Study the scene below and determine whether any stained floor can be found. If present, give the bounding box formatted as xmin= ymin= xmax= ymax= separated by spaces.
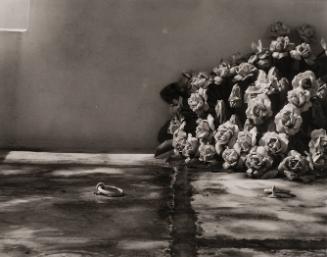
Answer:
xmin=0 ymin=153 xmax=172 ymax=257
xmin=0 ymin=152 xmax=326 ymax=257
xmin=191 ymin=171 xmax=327 ymax=257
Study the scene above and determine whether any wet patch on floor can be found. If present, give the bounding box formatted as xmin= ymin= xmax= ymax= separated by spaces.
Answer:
xmin=191 ymin=171 xmax=327 ymax=255
xmin=170 ymin=167 xmax=197 ymax=257
xmin=1 ymin=152 xmax=327 ymax=257
xmin=0 ymin=161 xmax=172 ymax=257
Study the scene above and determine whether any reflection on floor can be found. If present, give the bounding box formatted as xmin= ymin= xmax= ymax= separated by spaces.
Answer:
xmin=0 ymin=152 xmax=171 ymax=257
xmin=0 ymin=151 xmax=326 ymax=257
xmin=191 ymin=170 xmax=327 ymax=257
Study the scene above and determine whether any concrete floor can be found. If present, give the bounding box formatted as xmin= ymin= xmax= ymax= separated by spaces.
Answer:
xmin=0 ymin=152 xmax=171 ymax=257
xmin=191 ymin=171 xmax=327 ymax=257
xmin=0 ymin=152 xmax=326 ymax=257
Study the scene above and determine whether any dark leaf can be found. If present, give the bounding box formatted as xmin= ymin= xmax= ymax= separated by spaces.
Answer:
xmin=154 ymin=139 xmax=173 ymax=158
xmin=157 ymin=120 xmax=173 ymax=143
xmin=155 ymin=150 xmax=175 ymax=160
xmin=261 ymin=169 xmax=279 ymax=179
xmin=160 ymin=82 xmax=184 ymax=104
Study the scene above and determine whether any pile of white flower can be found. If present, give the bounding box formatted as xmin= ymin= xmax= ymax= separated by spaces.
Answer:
xmin=156 ymin=22 xmax=327 ymax=181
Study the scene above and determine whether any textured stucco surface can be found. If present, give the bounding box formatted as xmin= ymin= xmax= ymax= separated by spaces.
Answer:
xmin=0 ymin=0 xmax=327 ymax=152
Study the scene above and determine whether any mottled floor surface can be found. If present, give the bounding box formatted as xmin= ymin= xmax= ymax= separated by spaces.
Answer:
xmin=0 ymin=152 xmax=326 ymax=257
xmin=191 ymin=170 xmax=327 ymax=257
xmin=0 ymin=152 xmax=172 ymax=257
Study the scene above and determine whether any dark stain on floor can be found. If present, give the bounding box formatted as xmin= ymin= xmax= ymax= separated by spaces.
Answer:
xmin=170 ymin=167 xmax=197 ymax=257
xmin=0 ymin=163 xmax=172 ymax=257
xmin=1 ymin=157 xmax=326 ymax=257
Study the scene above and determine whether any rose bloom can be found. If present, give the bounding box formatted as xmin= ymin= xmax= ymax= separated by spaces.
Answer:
xmin=297 ymin=24 xmax=316 ymax=43
xmin=181 ymin=134 xmax=199 ymax=158
xmin=214 ymin=120 xmax=239 ymax=154
xmin=259 ymin=131 xmax=289 ymax=155
xmin=310 ymin=152 xmax=327 ymax=171
xmin=213 ymin=75 xmax=223 ymax=86
xmin=287 ymin=88 xmax=312 ymax=112
xmin=213 ymin=62 xmax=230 ymax=78
xmin=243 ymin=119 xmax=256 ymax=131
xmin=195 ymin=120 xmax=212 ymax=141
xmin=270 ymin=21 xmax=291 ymax=37
xmin=212 ymin=62 xmax=230 ymax=85
xmin=222 ymin=148 xmax=242 ymax=169
xmin=264 ymin=77 xmax=290 ymax=96
xmin=290 ymin=43 xmax=315 ymax=65
xmin=198 ymin=142 xmax=217 ymax=162
xmin=245 ymin=146 xmax=274 ymax=178
xmin=262 ymin=67 xmax=289 ymax=95
xmin=269 ymin=36 xmax=294 ymax=59
xmin=188 ymin=88 xmax=209 ymax=115
xmin=291 ymin=70 xmax=318 ymax=96
xmin=278 ymin=150 xmax=310 ymax=181
xmin=172 ymin=123 xmax=187 ymax=154
xmin=290 ymin=43 xmax=312 ymax=59
xmin=248 ymin=50 xmax=272 ymax=70
xmin=248 ymin=40 xmax=272 ymax=70
xmin=264 ymin=67 xmax=288 ymax=95
xmin=195 ymin=114 xmax=215 ymax=141
xmin=275 ymin=104 xmax=303 ymax=136
xmin=189 ymin=72 xmax=210 ymax=92
xmin=245 ymin=94 xmax=273 ymax=125
xmin=232 ymin=62 xmax=257 ymax=82
xmin=244 ymin=85 xmax=266 ymax=104
xmin=309 ymin=129 xmax=327 ymax=155
xmin=234 ymin=128 xmax=257 ymax=154
xmin=245 ymin=68 xmax=289 ymax=100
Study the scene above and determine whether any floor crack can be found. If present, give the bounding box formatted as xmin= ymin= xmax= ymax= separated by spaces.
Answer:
xmin=170 ymin=166 xmax=197 ymax=257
